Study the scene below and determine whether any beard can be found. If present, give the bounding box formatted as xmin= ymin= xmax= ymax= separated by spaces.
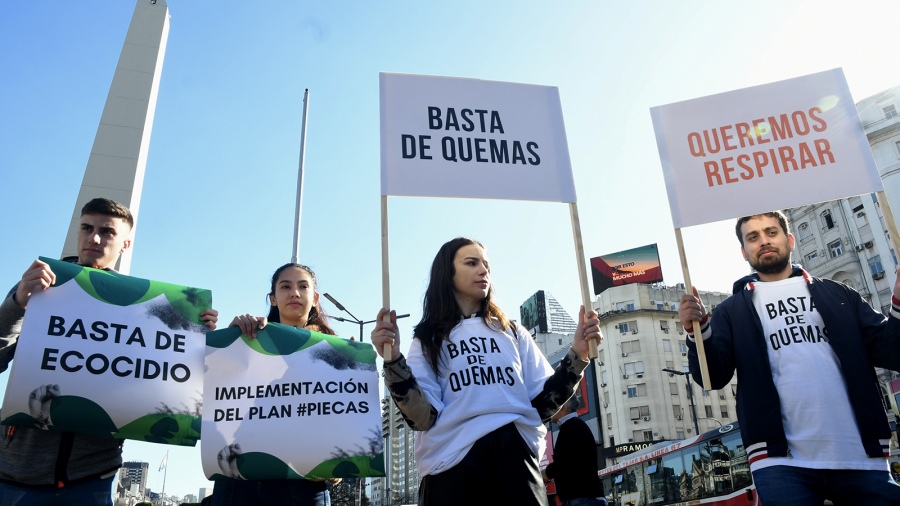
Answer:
xmin=750 ymin=249 xmax=791 ymax=275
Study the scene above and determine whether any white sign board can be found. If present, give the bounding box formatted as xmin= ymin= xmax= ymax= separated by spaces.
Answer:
xmin=380 ymin=72 xmax=577 ymax=203
xmin=651 ymin=68 xmax=881 ymax=228
xmin=1 ymin=258 xmax=210 ymax=446
xmin=201 ymin=325 xmax=384 ymax=480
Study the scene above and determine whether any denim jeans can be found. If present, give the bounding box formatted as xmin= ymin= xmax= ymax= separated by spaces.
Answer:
xmin=211 ymin=478 xmax=327 ymax=506
xmin=561 ymin=498 xmax=607 ymax=506
xmin=752 ymin=466 xmax=900 ymax=506
xmin=0 ymin=475 xmax=114 ymax=506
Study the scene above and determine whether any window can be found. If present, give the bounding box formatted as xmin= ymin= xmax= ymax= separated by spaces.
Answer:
xmin=676 ymin=429 xmax=685 ymax=439
xmin=682 ymin=361 xmax=690 ymax=373
xmin=624 ymin=361 xmax=645 ymax=376
xmin=616 ymin=301 xmax=635 ymax=312
xmin=895 ymin=140 xmax=900 ymax=157
xmin=805 ymin=251 xmax=818 ymax=266
xmin=643 ymin=429 xmax=653 ymax=441
xmin=607 ymin=413 xmax=612 ymax=427
xmin=705 ymin=405 xmax=714 ymax=417
xmin=622 ymin=340 xmax=641 ymax=353
xmin=601 ymin=370 xmax=608 ymax=385
xmin=829 ymin=239 xmax=843 ymax=258
xmin=627 ymin=384 xmax=647 ymax=398
xmin=630 ymin=406 xmax=651 ymax=419
xmin=797 ymin=222 xmax=812 ymax=243
xmin=660 ymin=320 xmax=669 ymax=332
xmin=670 ymin=383 xmax=679 ymax=395
xmin=665 ymin=359 xmax=674 ymax=369
xmin=702 ymin=389 xmax=710 ymax=397
xmin=869 ymin=255 xmax=884 ymax=276
xmin=821 ymin=209 xmax=835 ymax=230
xmin=598 ymin=350 xmax=605 ymax=364
xmin=618 ymin=321 xmax=629 ymax=333
xmin=679 ymin=341 xmax=688 ymax=354
xmin=721 ymin=407 xmax=729 ymax=418
xmin=885 ymin=104 xmax=898 ymax=119
xmin=633 ymin=430 xmax=646 ymax=442
xmin=675 ymin=322 xmax=684 ymax=333
xmin=673 ymin=404 xmax=681 ymax=417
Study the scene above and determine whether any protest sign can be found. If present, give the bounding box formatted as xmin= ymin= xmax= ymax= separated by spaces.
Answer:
xmin=201 ymin=324 xmax=384 ymax=480
xmin=380 ymin=72 xmax=576 ymax=202
xmin=651 ymin=68 xmax=882 ymax=229
xmin=380 ymin=72 xmax=599 ymax=358
xmin=590 ymin=244 xmax=663 ymax=295
xmin=0 ymin=257 xmax=211 ymax=446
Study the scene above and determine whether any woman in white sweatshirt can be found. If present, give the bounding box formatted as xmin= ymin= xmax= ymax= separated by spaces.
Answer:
xmin=371 ymin=237 xmax=600 ymax=506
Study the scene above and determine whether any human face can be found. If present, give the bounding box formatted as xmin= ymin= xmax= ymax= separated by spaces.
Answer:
xmin=740 ymin=215 xmax=794 ymax=281
xmin=269 ymin=267 xmax=319 ymax=328
xmin=77 ymin=214 xmax=132 ymax=269
xmin=452 ymin=244 xmax=491 ymax=316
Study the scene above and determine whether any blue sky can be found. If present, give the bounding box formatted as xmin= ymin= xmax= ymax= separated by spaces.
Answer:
xmin=4 ymin=0 xmax=900 ymax=499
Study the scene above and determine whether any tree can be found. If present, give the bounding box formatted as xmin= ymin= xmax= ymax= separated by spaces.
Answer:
xmin=327 ymin=478 xmax=371 ymax=506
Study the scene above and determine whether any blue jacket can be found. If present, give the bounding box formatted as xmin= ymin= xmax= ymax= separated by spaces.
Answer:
xmin=687 ymin=266 xmax=900 ymax=465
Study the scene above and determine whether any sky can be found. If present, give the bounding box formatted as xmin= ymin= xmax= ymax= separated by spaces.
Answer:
xmin=4 ymin=0 xmax=900 ymax=499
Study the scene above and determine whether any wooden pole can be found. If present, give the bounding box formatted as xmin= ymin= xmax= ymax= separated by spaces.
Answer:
xmin=381 ymin=195 xmax=392 ymax=359
xmin=569 ymin=203 xmax=600 ymax=358
xmin=877 ymin=191 xmax=900 ymax=253
xmin=674 ymin=228 xmax=712 ymax=391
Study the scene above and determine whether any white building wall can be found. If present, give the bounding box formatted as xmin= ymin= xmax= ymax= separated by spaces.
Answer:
xmin=589 ymin=283 xmax=735 ymax=466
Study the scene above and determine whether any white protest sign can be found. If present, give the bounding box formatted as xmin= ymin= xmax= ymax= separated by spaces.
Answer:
xmin=380 ymin=72 xmax=577 ymax=203
xmin=201 ymin=325 xmax=384 ymax=480
xmin=1 ymin=258 xmax=210 ymax=446
xmin=651 ymin=68 xmax=881 ymax=228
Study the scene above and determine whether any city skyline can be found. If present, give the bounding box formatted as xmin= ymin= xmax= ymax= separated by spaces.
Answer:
xmin=6 ymin=0 xmax=900 ymax=498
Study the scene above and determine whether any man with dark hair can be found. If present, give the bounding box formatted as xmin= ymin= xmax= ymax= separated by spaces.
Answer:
xmin=679 ymin=210 xmax=900 ymax=505
xmin=0 ymin=198 xmax=217 ymax=505
xmin=543 ymin=394 xmax=606 ymax=506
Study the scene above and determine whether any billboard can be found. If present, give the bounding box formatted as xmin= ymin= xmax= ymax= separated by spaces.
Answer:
xmin=520 ymin=291 xmax=548 ymax=334
xmin=590 ymin=244 xmax=664 ymax=295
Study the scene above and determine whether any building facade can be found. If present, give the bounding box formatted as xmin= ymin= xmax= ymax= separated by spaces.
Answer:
xmin=590 ymin=283 xmax=735 ymax=466
xmin=378 ymin=395 xmax=419 ymax=505
xmin=119 ymin=461 xmax=149 ymax=499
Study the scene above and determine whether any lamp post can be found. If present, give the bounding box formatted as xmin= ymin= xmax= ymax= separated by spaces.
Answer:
xmin=323 ymin=293 xmax=409 ymax=341
xmin=662 ymin=368 xmax=701 ymax=435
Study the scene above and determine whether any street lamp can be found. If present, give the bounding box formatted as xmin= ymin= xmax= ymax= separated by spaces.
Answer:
xmin=662 ymin=368 xmax=701 ymax=435
xmin=323 ymin=293 xmax=409 ymax=341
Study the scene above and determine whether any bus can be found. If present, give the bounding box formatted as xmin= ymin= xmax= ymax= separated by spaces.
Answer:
xmin=599 ymin=422 xmax=757 ymax=506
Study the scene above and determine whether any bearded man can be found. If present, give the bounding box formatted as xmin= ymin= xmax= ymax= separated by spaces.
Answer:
xmin=678 ymin=210 xmax=900 ymax=505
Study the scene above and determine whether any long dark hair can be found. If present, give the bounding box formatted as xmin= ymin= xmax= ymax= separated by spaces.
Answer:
xmin=266 ymin=263 xmax=335 ymax=335
xmin=413 ymin=238 xmax=510 ymax=374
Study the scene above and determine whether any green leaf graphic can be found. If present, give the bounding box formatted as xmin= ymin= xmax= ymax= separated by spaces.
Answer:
xmin=115 ymin=413 xmax=200 ymax=447
xmin=237 ymin=452 xmax=304 ymax=480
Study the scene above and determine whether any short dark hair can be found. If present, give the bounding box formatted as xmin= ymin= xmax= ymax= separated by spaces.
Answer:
xmin=81 ymin=198 xmax=134 ymax=229
xmin=735 ymin=211 xmax=789 ymax=246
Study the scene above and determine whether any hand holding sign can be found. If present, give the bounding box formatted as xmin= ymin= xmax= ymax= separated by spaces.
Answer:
xmin=573 ymin=306 xmax=601 ymax=361
xmin=371 ymin=309 xmax=401 ymax=362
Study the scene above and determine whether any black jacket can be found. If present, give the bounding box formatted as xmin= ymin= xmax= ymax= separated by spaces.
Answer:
xmin=545 ymin=415 xmax=604 ymax=501
xmin=686 ymin=266 xmax=900 ymax=465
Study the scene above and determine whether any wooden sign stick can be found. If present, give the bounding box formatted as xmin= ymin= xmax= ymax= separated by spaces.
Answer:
xmin=674 ymin=228 xmax=712 ymax=391
xmin=570 ymin=203 xmax=600 ymax=359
